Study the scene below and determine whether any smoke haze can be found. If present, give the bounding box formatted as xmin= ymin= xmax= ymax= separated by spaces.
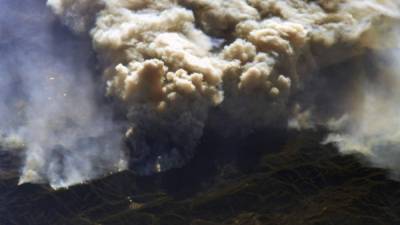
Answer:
xmin=0 ymin=0 xmax=126 ymax=188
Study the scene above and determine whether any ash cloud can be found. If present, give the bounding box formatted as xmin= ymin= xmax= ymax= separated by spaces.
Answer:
xmin=47 ymin=0 xmax=400 ymax=177
xmin=3 ymin=0 xmax=400 ymax=187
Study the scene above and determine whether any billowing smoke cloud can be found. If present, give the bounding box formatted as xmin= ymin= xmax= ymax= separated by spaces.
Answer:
xmin=46 ymin=0 xmax=400 ymax=175
xmin=3 ymin=0 xmax=400 ymax=188
xmin=0 ymin=0 xmax=126 ymax=189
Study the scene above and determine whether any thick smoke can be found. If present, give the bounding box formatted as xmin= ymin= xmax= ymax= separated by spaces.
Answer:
xmin=0 ymin=0 xmax=126 ymax=189
xmin=3 ymin=0 xmax=400 ymax=187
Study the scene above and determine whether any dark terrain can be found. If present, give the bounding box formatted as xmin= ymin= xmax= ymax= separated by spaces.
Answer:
xmin=2 ymin=129 xmax=400 ymax=225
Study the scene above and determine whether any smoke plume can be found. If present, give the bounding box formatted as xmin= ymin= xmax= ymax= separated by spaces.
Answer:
xmin=324 ymin=48 xmax=400 ymax=178
xmin=2 ymin=0 xmax=400 ymax=188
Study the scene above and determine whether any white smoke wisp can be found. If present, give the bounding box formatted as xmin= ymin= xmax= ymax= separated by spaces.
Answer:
xmin=44 ymin=0 xmax=400 ymax=177
xmin=0 ymin=0 xmax=127 ymax=189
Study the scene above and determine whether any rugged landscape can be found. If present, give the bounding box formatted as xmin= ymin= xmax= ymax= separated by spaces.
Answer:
xmin=2 ymin=126 xmax=400 ymax=225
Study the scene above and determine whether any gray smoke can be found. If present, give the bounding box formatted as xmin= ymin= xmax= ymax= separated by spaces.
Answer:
xmin=0 ymin=0 xmax=126 ymax=189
